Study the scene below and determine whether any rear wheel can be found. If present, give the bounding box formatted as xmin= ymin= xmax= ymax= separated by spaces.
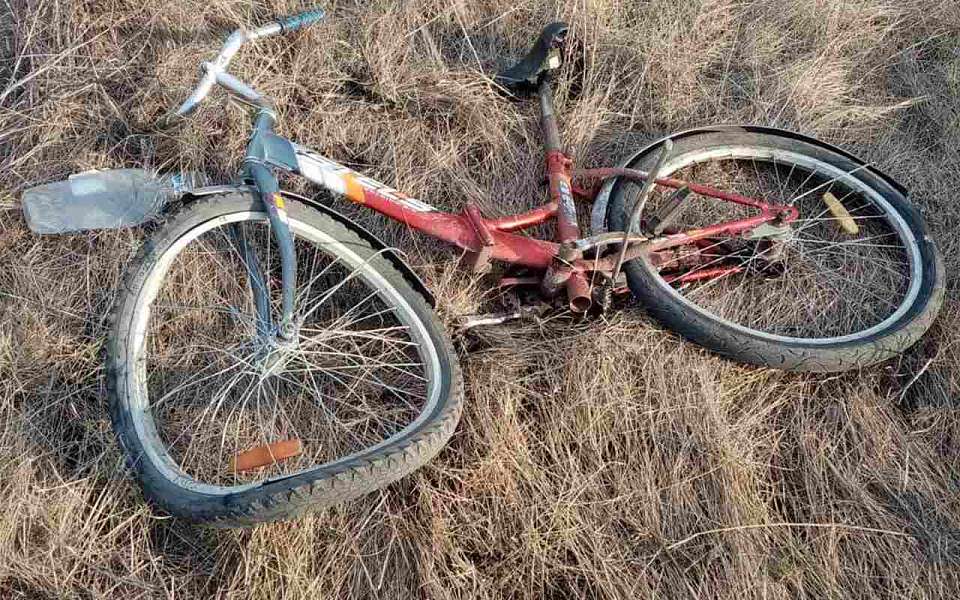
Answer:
xmin=108 ymin=193 xmax=463 ymax=526
xmin=607 ymin=130 xmax=944 ymax=371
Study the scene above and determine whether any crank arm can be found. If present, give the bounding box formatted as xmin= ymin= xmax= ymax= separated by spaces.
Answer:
xmin=456 ymin=304 xmax=551 ymax=333
xmin=458 ymin=311 xmax=523 ymax=332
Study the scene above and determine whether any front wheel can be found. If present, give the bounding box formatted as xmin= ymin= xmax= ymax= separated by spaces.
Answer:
xmin=607 ymin=129 xmax=944 ymax=372
xmin=108 ymin=193 xmax=463 ymax=526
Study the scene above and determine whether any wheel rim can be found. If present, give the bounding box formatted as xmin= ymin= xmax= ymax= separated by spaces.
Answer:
xmin=622 ymin=146 xmax=923 ymax=345
xmin=125 ymin=210 xmax=442 ymax=495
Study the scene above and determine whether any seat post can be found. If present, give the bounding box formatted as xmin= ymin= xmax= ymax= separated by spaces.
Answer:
xmin=538 ymin=77 xmax=562 ymax=152
xmin=537 ymin=75 xmax=577 ymax=242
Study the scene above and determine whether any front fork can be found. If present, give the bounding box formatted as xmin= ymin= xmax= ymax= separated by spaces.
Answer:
xmin=241 ymin=111 xmax=298 ymax=340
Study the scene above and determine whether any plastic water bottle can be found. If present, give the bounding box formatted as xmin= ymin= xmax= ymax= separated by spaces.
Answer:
xmin=21 ymin=169 xmax=205 ymax=234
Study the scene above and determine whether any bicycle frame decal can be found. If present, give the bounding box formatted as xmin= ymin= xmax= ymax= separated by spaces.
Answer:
xmin=294 ymin=145 xmax=435 ymax=213
xmin=557 ymin=179 xmax=576 ymax=226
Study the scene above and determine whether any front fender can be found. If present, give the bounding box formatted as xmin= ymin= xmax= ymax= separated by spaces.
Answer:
xmin=184 ymin=184 xmax=435 ymax=306
xmin=589 ymin=124 xmax=909 ymax=235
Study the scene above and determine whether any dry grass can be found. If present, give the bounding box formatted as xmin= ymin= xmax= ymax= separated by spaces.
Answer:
xmin=2 ymin=0 xmax=960 ymax=597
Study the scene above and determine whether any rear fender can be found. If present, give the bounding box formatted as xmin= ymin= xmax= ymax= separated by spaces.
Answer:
xmin=589 ymin=124 xmax=909 ymax=235
xmin=184 ymin=184 xmax=435 ymax=306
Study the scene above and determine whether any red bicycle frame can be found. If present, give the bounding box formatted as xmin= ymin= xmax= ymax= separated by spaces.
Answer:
xmin=292 ymin=77 xmax=799 ymax=312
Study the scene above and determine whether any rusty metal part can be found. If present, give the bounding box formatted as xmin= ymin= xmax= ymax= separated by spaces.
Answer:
xmin=541 ymin=242 xmax=581 ymax=298
xmin=578 ymin=235 xmax=733 ymax=275
xmin=499 ymin=275 xmax=542 ymax=287
xmin=573 ymin=242 xmax=648 ymax=274
xmin=539 ymin=78 xmax=562 ymax=152
xmin=647 ymin=245 xmax=715 ymax=269
xmin=743 ymin=222 xmax=792 ymax=241
xmin=625 ymin=140 xmax=674 ymax=233
xmin=536 ymin=74 xmax=589 ymax=313
xmin=571 ymin=182 xmax=598 ymax=201
xmin=592 ymin=283 xmax=613 ymax=311
xmin=573 ymin=165 xmax=781 ymax=213
xmin=664 ymin=265 xmax=743 ymax=284
xmin=565 ymin=271 xmax=592 ymax=312
xmin=536 ymin=240 xmax=592 ymax=313
xmin=547 ymin=151 xmax=579 ymax=244
xmin=574 ymin=231 xmax=648 ymax=253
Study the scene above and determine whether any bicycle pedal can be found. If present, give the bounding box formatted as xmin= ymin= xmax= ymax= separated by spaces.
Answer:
xmin=647 ymin=186 xmax=691 ymax=236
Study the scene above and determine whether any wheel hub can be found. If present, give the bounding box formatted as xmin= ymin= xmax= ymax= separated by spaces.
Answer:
xmin=254 ymin=326 xmax=300 ymax=377
xmin=259 ymin=348 xmax=294 ymax=376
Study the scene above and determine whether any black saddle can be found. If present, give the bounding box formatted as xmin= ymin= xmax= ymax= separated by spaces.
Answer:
xmin=494 ymin=22 xmax=569 ymax=94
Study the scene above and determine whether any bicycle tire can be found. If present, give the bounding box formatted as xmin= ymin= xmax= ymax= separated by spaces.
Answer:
xmin=107 ymin=192 xmax=463 ymax=526
xmin=606 ymin=130 xmax=944 ymax=372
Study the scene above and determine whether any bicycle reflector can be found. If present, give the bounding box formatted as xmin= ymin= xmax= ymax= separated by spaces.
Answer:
xmin=230 ymin=439 xmax=303 ymax=473
xmin=822 ymin=191 xmax=860 ymax=235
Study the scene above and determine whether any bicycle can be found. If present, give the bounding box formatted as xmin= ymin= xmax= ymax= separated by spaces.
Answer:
xmin=99 ymin=9 xmax=944 ymax=525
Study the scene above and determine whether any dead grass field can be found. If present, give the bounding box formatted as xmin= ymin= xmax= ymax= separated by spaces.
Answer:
xmin=2 ymin=0 xmax=960 ymax=598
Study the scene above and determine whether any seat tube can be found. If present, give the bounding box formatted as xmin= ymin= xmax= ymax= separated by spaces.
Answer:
xmin=244 ymin=110 xmax=297 ymax=338
xmin=538 ymin=77 xmax=578 ymax=244
xmin=538 ymin=77 xmax=591 ymax=312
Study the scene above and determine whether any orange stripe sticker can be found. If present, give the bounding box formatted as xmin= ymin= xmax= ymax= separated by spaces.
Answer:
xmin=343 ymin=174 xmax=366 ymax=203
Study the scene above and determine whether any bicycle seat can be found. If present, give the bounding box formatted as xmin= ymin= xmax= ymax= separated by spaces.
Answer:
xmin=494 ymin=22 xmax=569 ymax=94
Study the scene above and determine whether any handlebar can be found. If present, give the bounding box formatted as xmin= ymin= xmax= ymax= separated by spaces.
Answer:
xmin=278 ymin=8 xmax=327 ymax=33
xmin=172 ymin=8 xmax=326 ymax=119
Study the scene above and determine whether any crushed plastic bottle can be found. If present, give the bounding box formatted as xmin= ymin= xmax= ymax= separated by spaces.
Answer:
xmin=21 ymin=169 xmax=206 ymax=234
